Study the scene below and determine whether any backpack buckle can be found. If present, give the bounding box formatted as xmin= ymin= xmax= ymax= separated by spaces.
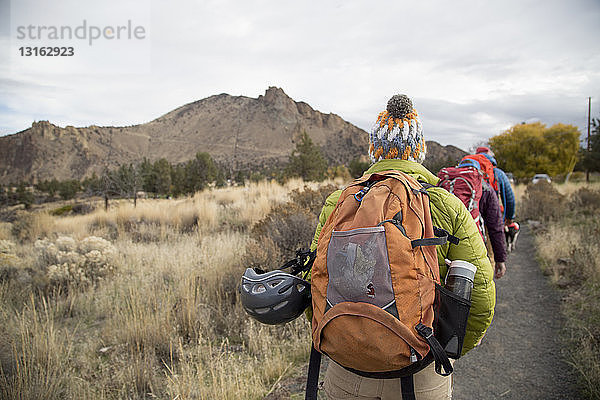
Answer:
xmin=354 ymin=181 xmax=376 ymax=202
xmin=415 ymin=323 xmax=433 ymax=339
xmin=433 ymin=227 xmax=460 ymax=245
xmin=412 ymin=187 xmax=429 ymax=196
xmin=354 ymin=190 xmax=366 ymax=202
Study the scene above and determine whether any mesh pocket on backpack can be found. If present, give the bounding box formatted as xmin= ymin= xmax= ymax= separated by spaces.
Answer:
xmin=434 ymin=283 xmax=471 ymax=359
xmin=326 ymin=227 xmax=395 ymax=311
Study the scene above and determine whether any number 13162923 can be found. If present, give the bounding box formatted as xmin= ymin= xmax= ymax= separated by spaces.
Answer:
xmin=19 ymin=47 xmax=75 ymax=56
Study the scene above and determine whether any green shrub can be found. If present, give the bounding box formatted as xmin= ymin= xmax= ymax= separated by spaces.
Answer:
xmin=71 ymin=203 xmax=96 ymax=215
xmin=251 ymin=203 xmax=316 ymax=265
xmin=348 ymin=158 xmax=371 ymax=179
xmin=520 ymin=181 xmax=566 ymax=222
xmin=11 ymin=213 xmax=54 ymax=243
xmin=249 ymin=171 xmax=265 ymax=183
xmin=286 ymin=132 xmax=328 ymax=182
xmin=244 ymin=185 xmax=339 ymax=270
xmin=327 ymin=165 xmax=352 ymax=181
xmin=57 ymin=180 xmax=81 ymax=200
xmin=0 ymin=239 xmax=19 ymax=282
xmin=569 ymin=187 xmax=600 ymax=213
xmin=243 ymin=236 xmax=282 ymax=270
xmin=288 ymin=185 xmax=338 ymax=218
xmin=567 ymin=171 xmax=586 ymax=182
xmin=50 ymin=205 xmax=73 ymax=216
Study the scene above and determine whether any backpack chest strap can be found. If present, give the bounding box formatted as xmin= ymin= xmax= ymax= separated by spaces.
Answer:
xmin=411 ymin=227 xmax=460 ymax=248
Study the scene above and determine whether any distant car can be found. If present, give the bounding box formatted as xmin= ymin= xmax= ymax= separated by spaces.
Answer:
xmin=531 ymin=174 xmax=551 ymax=184
xmin=505 ymin=172 xmax=515 ymax=184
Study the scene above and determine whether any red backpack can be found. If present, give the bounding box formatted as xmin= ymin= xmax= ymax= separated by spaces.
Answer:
xmin=437 ymin=163 xmax=484 ymax=238
xmin=461 ymin=154 xmax=504 ymax=214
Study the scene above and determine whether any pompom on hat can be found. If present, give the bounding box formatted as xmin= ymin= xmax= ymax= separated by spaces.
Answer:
xmin=368 ymin=94 xmax=427 ymax=164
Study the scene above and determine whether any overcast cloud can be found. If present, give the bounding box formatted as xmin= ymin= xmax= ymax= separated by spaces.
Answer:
xmin=1 ymin=0 xmax=599 ymax=151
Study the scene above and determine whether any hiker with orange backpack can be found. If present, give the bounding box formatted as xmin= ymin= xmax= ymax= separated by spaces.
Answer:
xmin=305 ymin=95 xmax=496 ymax=400
xmin=439 ymin=158 xmax=507 ymax=279
xmin=475 ymin=147 xmax=516 ymax=224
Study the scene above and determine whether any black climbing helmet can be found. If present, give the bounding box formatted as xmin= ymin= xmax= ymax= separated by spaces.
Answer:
xmin=240 ymin=268 xmax=311 ymax=325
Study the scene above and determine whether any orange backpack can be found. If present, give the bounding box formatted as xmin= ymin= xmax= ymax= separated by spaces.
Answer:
xmin=309 ymin=170 xmax=457 ymax=383
xmin=462 ymin=154 xmax=498 ymax=192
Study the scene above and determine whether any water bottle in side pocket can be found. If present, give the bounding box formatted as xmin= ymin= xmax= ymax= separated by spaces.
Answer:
xmin=445 ymin=260 xmax=476 ymax=301
xmin=437 ymin=260 xmax=477 ymax=358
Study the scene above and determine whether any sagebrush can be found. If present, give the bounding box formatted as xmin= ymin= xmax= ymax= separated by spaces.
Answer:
xmin=0 ymin=179 xmax=340 ymax=399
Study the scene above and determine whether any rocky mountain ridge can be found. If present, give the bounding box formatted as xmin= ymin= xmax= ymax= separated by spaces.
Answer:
xmin=0 ymin=87 xmax=465 ymax=184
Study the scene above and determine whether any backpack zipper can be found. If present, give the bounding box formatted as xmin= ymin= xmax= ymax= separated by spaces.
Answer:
xmin=410 ymin=347 xmax=418 ymax=363
xmin=377 ymin=210 xmax=409 ymax=239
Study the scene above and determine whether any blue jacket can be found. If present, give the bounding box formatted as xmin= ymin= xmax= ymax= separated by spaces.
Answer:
xmin=482 ymin=154 xmax=516 ymax=220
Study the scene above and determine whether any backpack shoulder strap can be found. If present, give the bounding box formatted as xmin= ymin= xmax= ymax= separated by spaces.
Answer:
xmin=350 ymin=170 xmax=418 ymax=201
xmin=416 ymin=323 xmax=453 ymax=376
xmin=416 ymin=181 xmax=460 ymax=247
xmin=305 ymin=345 xmax=322 ymax=400
xmin=419 ymin=181 xmax=435 ymax=189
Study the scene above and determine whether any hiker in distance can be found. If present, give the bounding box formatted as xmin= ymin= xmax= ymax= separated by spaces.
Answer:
xmin=475 ymin=146 xmax=516 ymax=225
xmin=311 ymin=95 xmax=496 ymax=400
xmin=477 ymin=164 xmax=507 ymax=279
xmin=449 ymin=158 xmax=508 ymax=279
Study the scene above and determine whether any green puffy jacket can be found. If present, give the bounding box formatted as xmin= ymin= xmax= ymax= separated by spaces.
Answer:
xmin=309 ymin=159 xmax=496 ymax=354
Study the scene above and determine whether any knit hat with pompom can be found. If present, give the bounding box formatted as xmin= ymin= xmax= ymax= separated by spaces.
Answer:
xmin=368 ymin=94 xmax=426 ymax=164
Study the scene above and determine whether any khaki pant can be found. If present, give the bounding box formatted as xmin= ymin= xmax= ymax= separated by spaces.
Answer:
xmin=323 ymin=360 xmax=453 ymax=400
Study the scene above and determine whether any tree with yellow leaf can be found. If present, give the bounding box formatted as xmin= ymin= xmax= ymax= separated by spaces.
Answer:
xmin=489 ymin=122 xmax=580 ymax=180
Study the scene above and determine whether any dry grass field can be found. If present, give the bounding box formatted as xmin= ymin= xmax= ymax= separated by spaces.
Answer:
xmin=516 ymin=180 xmax=600 ymax=399
xmin=0 ymin=178 xmax=342 ymax=400
xmin=1 ymin=177 xmax=598 ymax=399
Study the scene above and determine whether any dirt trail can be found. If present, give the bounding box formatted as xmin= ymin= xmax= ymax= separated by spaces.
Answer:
xmin=452 ymin=225 xmax=581 ymax=399
xmin=266 ymin=226 xmax=581 ymax=399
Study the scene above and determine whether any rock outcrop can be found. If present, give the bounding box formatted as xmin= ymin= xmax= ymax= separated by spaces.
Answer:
xmin=0 ymin=87 xmax=369 ymax=183
xmin=0 ymin=87 xmax=466 ymax=183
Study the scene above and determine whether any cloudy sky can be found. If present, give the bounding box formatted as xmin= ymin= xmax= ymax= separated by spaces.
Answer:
xmin=1 ymin=0 xmax=599 ymax=151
